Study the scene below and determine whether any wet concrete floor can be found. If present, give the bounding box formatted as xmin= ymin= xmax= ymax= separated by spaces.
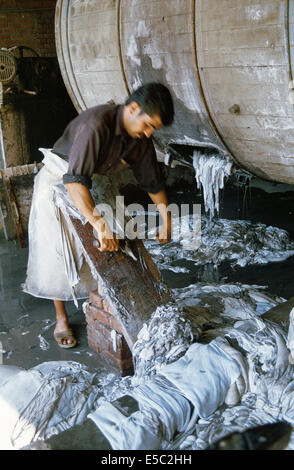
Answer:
xmin=0 ymin=237 xmax=108 ymax=372
xmin=0 ymin=235 xmax=115 ymax=450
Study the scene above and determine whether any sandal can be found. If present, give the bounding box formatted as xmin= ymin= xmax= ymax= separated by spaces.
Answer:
xmin=53 ymin=328 xmax=77 ymax=349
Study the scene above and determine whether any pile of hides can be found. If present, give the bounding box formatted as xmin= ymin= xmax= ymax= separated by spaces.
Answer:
xmin=1 ymin=207 xmax=294 ymax=450
xmin=0 ymin=361 xmax=106 ymax=450
xmin=90 ymin=284 xmax=294 ymax=450
xmin=0 ymin=282 xmax=294 ymax=450
xmin=144 ymin=215 xmax=294 ymax=272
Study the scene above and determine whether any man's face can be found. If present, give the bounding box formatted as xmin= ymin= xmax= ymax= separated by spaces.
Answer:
xmin=124 ymin=102 xmax=163 ymax=139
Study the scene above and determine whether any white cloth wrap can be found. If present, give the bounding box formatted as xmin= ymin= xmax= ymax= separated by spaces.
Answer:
xmin=22 ymin=148 xmax=97 ymax=305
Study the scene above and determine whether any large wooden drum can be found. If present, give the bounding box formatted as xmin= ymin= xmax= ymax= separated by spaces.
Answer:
xmin=55 ymin=0 xmax=294 ymax=184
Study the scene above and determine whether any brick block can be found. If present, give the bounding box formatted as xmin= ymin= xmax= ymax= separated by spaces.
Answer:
xmin=87 ymin=324 xmax=134 ymax=377
xmin=86 ymin=290 xmax=134 ymax=376
xmin=87 ymin=325 xmax=111 ymax=353
xmin=86 ymin=304 xmax=123 ymax=333
xmin=104 ymin=350 xmax=134 ymax=372
xmin=89 ymin=290 xmax=104 ymax=309
xmin=102 ymin=354 xmax=134 ymax=377
xmin=102 ymin=296 xmax=117 ymax=316
xmin=86 ymin=324 xmax=132 ymax=360
xmin=89 ymin=289 xmax=118 ymax=317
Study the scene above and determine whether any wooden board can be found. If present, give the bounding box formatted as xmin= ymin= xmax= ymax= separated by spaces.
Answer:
xmin=60 ymin=209 xmax=172 ymax=348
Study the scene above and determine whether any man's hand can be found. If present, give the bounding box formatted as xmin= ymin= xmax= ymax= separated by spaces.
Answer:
xmin=148 ymin=189 xmax=172 ymax=245
xmin=65 ymin=182 xmax=119 ymax=252
xmin=156 ymin=223 xmax=171 ymax=244
xmin=94 ymin=217 xmax=119 ymax=252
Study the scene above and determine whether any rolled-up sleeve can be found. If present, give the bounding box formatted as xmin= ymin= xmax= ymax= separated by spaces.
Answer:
xmin=130 ymin=139 xmax=165 ymax=194
xmin=63 ymin=124 xmax=100 ymax=189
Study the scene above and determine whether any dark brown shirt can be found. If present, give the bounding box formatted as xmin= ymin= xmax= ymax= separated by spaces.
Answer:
xmin=52 ymin=104 xmax=164 ymax=193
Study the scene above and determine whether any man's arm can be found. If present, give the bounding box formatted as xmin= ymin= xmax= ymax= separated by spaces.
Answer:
xmin=148 ymin=189 xmax=172 ymax=244
xmin=65 ymin=182 xmax=119 ymax=252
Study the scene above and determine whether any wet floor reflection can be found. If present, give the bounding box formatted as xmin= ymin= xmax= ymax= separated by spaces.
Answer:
xmin=161 ymin=256 xmax=294 ymax=300
xmin=0 ymin=238 xmax=107 ymax=372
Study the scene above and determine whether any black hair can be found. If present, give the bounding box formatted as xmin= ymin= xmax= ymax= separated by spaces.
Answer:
xmin=125 ymin=82 xmax=174 ymax=126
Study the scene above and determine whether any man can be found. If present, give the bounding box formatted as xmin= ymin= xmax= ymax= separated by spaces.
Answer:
xmin=23 ymin=82 xmax=174 ymax=348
